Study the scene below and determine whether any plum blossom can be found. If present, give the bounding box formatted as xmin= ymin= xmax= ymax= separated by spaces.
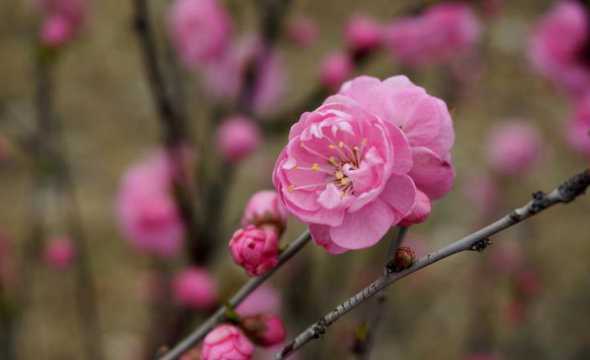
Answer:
xmin=385 ymin=3 xmax=480 ymax=67
xmin=229 ymin=225 xmax=280 ymax=276
xmin=529 ymin=1 xmax=590 ymax=97
xmin=117 ymin=151 xmax=184 ymax=258
xmin=216 ymin=116 xmax=261 ymax=163
xmin=36 ymin=0 xmax=87 ymax=47
xmin=241 ymin=314 xmax=286 ymax=347
xmin=201 ymin=325 xmax=254 ymax=360
xmin=172 ymin=267 xmax=218 ymax=309
xmin=286 ymin=16 xmax=319 ymax=48
xmin=168 ymin=0 xmax=233 ymax=67
xmin=486 ymin=121 xmax=542 ymax=176
xmin=319 ymin=52 xmax=353 ymax=90
xmin=345 ymin=15 xmax=384 ymax=53
xmin=44 ymin=237 xmax=76 ymax=270
xmin=236 ymin=285 xmax=282 ymax=317
xmin=274 ymin=75 xmax=454 ymax=253
xmin=241 ymin=191 xmax=288 ymax=232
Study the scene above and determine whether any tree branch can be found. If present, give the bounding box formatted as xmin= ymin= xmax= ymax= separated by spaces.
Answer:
xmin=158 ymin=231 xmax=312 ymax=360
xmin=276 ymin=169 xmax=590 ymax=359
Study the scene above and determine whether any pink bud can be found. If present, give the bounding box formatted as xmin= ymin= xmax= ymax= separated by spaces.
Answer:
xmin=44 ymin=237 xmax=76 ymax=270
xmin=236 ymin=285 xmax=282 ymax=317
xmin=229 ymin=225 xmax=279 ymax=277
xmin=40 ymin=16 xmax=73 ymax=47
xmin=241 ymin=191 xmax=288 ymax=232
xmin=201 ymin=325 xmax=254 ymax=360
xmin=168 ymin=0 xmax=233 ymax=68
xmin=400 ymin=190 xmax=431 ymax=226
xmin=36 ymin=0 xmax=87 ymax=47
xmin=216 ymin=116 xmax=261 ymax=163
xmin=173 ymin=267 xmax=218 ymax=309
xmin=242 ymin=314 xmax=286 ymax=347
xmin=345 ymin=15 xmax=383 ymax=52
xmin=287 ymin=16 xmax=318 ymax=48
xmin=486 ymin=121 xmax=542 ymax=176
xmin=319 ymin=52 xmax=353 ymax=90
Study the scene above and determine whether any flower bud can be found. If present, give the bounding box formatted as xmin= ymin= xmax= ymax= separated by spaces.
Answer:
xmin=216 ymin=116 xmax=261 ymax=164
xmin=287 ymin=16 xmax=318 ymax=48
xmin=319 ymin=52 xmax=353 ymax=90
xmin=486 ymin=121 xmax=542 ymax=176
xmin=241 ymin=314 xmax=286 ymax=347
xmin=201 ymin=325 xmax=254 ymax=360
xmin=44 ymin=237 xmax=76 ymax=270
xmin=229 ymin=225 xmax=279 ymax=277
xmin=387 ymin=246 xmax=415 ymax=272
xmin=241 ymin=191 xmax=288 ymax=234
xmin=172 ymin=267 xmax=218 ymax=310
xmin=345 ymin=15 xmax=383 ymax=53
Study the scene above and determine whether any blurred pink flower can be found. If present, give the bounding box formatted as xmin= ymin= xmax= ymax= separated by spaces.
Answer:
xmin=201 ymin=325 xmax=254 ymax=360
xmin=489 ymin=241 xmax=524 ymax=274
xmin=529 ymin=1 xmax=590 ymax=97
xmin=241 ymin=190 xmax=288 ymax=231
xmin=229 ymin=225 xmax=280 ymax=276
xmin=345 ymin=15 xmax=384 ymax=53
xmin=216 ymin=115 xmax=261 ymax=163
xmin=168 ymin=0 xmax=233 ymax=68
xmin=287 ymin=16 xmax=318 ymax=48
xmin=44 ymin=237 xmax=76 ymax=270
xmin=400 ymin=190 xmax=431 ymax=226
xmin=567 ymin=94 xmax=590 ymax=157
xmin=203 ymin=36 xmax=287 ymax=115
xmin=117 ymin=151 xmax=184 ymax=258
xmin=36 ymin=0 xmax=87 ymax=47
xmin=242 ymin=314 xmax=286 ymax=347
xmin=173 ymin=267 xmax=218 ymax=309
xmin=385 ymin=3 xmax=480 ymax=67
xmin=236 ymin=285 xmax=282 ymax=317
xmin=515 ymin=269 xmax=542 ymax=298
xmin=463 ymin=175 xmax=499 ymax=217
xmin=486 ymin=121 xmax=542 ymax=176
xmin=319 ymin=52 xmax=353 ymax=90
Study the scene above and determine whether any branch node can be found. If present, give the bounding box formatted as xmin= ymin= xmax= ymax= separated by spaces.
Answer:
xmin=470 ymin=238 xmax=492 ymax=252
xmin=558 ymin=169 xmax=590 ymax=202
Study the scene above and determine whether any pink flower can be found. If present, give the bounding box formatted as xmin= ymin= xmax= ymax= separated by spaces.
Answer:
xmin=529 ymin=1 xmax=590 ymax=97
xmin=386 ymin=3 xmax=480 ymax=67
xmin=117 ymin=151 xmax=184 ymax=258
xmin=319 ymin=52 xmax=353 ymax=90
xmin=201 ymin=325 xmax=254 ymax=360
xmin=241 ymin=314 xmax=286 ymax=347
xmin=44 ymin=237 xmax=76 ymax=270
xmin=172 ymin=267 xmax=218 ymax=309
xmin=241 ymin=191 xmax=288 ymax=231
xmin=203 ymin=36 xmax=286 ymax=115
xmin=486 ymin=121 xmax=542 ymax=176
xmin=567 ymin=94 xmax=590 ymax=157
xmin=236 ymin=285 xmax=282 ymax=317
xmin=216 ymin=116 xmax=261 ymax=163
xmin=229 ymin=225 xmax=280 ymax=276
xmin=168 ymin=0 xmax=233 ymax=68
xmin=273 ymin=75 xmax=454 ymax=253
xmin=399 ymin=190 xmax=431 ymax=226
xmin=287 ymin=16 xmax=318 ymax=48
xmin=36 ymin=0 xmax=87 ymax=47
xmin=345 ymin=15 xmax=384 ymax=53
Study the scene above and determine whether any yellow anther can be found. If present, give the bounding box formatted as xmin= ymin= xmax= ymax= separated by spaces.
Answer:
xmin=338 ymin=141 xmax=345 ymax=148
xmin=287 ymin=185 xmax=295 ymax=192
xmin=329 ymin=144 xmax=337 ymax=149
xmin=361 ymin=138 xmax=368 ymax=145
xmin=340 ymin=178 xmax=350 ymax=186
xmin=335 ymin=171 xmax=344 ymax=180
xmin=328 ymin=156 xmax=339 ymax=166
xmin=311 ymin=163 xmax=321 ymax=172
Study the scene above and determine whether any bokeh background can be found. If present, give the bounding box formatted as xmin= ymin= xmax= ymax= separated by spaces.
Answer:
xmin=1 ymin=0 xmax=590 ymax=359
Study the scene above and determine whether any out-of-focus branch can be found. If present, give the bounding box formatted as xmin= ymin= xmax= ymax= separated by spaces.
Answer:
xmin=159 ymin=231 xmax=312 ymax=360
xmin=276 ymin=169 xmax=590 ymax=359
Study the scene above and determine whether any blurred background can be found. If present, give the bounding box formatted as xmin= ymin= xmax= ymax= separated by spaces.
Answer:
xmin=1 ymin=0 xmax=590 ymax=359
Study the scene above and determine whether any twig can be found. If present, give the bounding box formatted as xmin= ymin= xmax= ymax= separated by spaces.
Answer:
xmin=275 ymin=169 xmax=590 ymax=359
xmin=158 ymin=231 xmax=312 ymax=360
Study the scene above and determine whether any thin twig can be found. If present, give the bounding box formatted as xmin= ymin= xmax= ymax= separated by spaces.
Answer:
xmin=158 ymin=231 xmax=312 ymax=360
xmin=276 ymin=169 xmax=590 ymax=359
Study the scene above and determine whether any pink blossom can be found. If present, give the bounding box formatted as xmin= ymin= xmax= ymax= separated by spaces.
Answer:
xmin=203 ymin=36 xmax=286 ymax=115
xmin=529 ymin=1 xmax=590 ymax=97
xmin=241 ymin=191 xmax=288 ymax=231
xmin=463 ymin=175 xmax=499 ymax=217
xmin=273 ymin=75 xmax=453 ymax=253
xmin=117 ymin=151 xmax=184 ymax=258
xmin=287 ymin=16 xmax=318 ymax=48
xmin=399 ymin=190 xmax=431 ymax=226
xmin=242 ymin=314 xmax=286 ymax=347
xmin=236 ymin=285 xmax=282 ymax=317
xmin=319 ymin=52 xmax=353 ymax=90
xmin=216 ymin=115 xmax=261 ymax=163
xmin=44 ymin=237 xmax=76 ymax=270
xmin=345 ymin=15 xmax=384 ymax=53
xmin=567 ymin=94 xmax=590 ymax=157
xmin=385 ymin=3 xmax=480 ymax=67
xmin=486 ymin=121 xmax=542 ymax=176
xmin=173 ymin=267 xmax=218 ymax=309
xmin=168 ymin=0 xmax=233 ymax=68
xmin=201 ymin=325 xmax=254 ymax=360
xmin=229 ymin=225 xmax=280 ymax=276
xmin=36 ymin=0 xmax=87 ymax=47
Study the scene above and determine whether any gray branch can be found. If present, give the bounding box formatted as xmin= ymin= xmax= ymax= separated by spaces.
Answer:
xmin=276 ymin=169 xmax=590 ymax=359
xmin=158 ymin=231 xmax=311 ymax=360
